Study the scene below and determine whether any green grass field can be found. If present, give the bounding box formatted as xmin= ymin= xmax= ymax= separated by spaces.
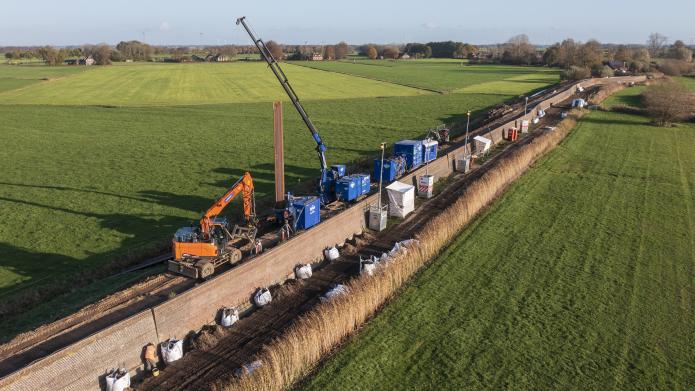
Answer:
xmin=0 ymin=62 xmax=426 ymax=105
xmin=296 ymin=60 xmax=560 ymax=94
xmin=0 ymin=60 xmax=559 ymax=337
xmin=301 ymin=101 xmax=695 ymax=389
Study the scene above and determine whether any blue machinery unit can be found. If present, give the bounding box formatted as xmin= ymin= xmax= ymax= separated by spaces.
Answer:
xmin=373 ymin=138 xmax=439 ymax=184
xmin=237 ymin=17 xmax=368 ymax=206
xmin=286 ymin=195 xmax=321 ymax=230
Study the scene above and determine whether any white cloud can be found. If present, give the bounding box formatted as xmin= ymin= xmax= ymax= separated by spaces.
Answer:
xmin=421 ymin=22 xmax=438 ymax=30
xmin=160 ymin=21 xmax=171 ymax=32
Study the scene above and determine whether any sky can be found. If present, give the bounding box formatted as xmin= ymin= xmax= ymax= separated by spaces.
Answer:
xmin=2 ymin=0 xmax=694 ymax=46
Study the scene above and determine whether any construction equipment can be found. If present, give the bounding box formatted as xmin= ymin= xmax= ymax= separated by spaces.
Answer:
xmin=169 ymin=172 xmax=257 ymax=279
xmin=487 ymin=103 xmax=513 ymax=120
xmin=236 ymin=16 xmax=337 ymax=204
xmin=426 ymin=124 xmax=450 ymax=144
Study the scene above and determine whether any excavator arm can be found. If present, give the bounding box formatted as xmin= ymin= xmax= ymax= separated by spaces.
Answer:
xmin=200 ymin=172 xmax=255 ymax=236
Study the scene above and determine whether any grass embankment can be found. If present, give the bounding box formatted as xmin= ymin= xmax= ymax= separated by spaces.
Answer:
xmin=301 ymin=103 xmax=695 ymax=389
xmin=220 ymin=111 xmax=582 ymax=391
xmin=296 ymin=60 xmax=560 ymax=95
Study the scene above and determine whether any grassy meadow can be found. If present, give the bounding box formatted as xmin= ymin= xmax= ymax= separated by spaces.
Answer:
xmin=301 ymin=92 xmax=695 ymax=390
xmin=0 ymin=60 xmax=560 ymax=337
xmin=0 ymin=62 xmax=425 ymax=106
xmin=296 ymin=59 xmax=560 ymax=94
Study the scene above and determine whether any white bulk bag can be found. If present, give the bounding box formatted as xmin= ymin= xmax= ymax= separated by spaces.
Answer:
xmin=295 ymin=264 xmax=313 ymax=280
xmin=160 ymin=338 xmax=184 ymax=363
xmin=321 ymin=284 xmax=349 ymax=302
xmin=220 ymin=307 xmax=239 ymax=327
xmin=324 ymin=246 xmax=340 ymax=261
xmin=105 ymin=369 xmax=130 ymax=391
xmin=360 ymin=260 xmax=377 ymax=276
xmin=254 ymin=288 xmax=272 ymax=307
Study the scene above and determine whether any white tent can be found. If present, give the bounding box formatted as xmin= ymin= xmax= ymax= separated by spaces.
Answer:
xmin=473 ymin=135 xmax=492 ymax=155
xmin=386 ymin=181 xmax=415 ymax=218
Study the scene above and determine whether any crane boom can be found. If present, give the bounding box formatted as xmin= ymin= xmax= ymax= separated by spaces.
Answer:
xmin=236 ymin=16 xmax=329 ymax=176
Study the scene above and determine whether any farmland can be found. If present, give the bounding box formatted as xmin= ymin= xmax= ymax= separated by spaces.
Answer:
xmin=0 ymin=61 xmax=559 ymax=337
xmin=302 ymin=95 xmax=695 ymax=389
xmin=296 ymin=59 xmax=560 ymax=94
xmin=0 ymin=62 xmax=425 ymax=106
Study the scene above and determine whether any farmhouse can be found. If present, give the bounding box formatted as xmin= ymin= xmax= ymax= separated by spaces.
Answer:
xmin=64 ymin=56 xmax=95 ymax=66
xmin=400 ymin=53 xmax=411 ymax=60
xmin=607 ymin=60 xmax=629 ymax=75
xmin=311 ymin=53 xmax=324 ymax=61
xmin=206 ymin=54 xmax=232 ymax=62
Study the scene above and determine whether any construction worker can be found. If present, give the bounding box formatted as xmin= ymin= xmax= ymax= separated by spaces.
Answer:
xmin=143 ymin=343 xmax=159 ymax=377
xmin=253 ymin=239 xmax=263 ymax=254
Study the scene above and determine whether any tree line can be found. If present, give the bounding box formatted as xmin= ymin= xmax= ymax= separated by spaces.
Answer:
xmin=4 ymin=33 xmax=693 ymax=76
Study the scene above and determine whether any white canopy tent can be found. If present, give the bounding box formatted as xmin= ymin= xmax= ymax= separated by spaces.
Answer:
xmin=473 ymin=135 xmax=492 ymax=155
xmin=386 ymin=181 xmax=415 ymax=218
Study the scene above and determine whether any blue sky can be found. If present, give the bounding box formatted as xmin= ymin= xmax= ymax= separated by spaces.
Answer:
xmin=2 ymin=0 xmax=694 ymax=46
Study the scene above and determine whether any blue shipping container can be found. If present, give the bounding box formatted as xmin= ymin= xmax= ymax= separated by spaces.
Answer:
xmin=422 ymin=139 xmax=438 ymax=163
xmin=394 ymin=140 xmax=423 ymax=169
xmin=291 ymin=196 xmax=321 ymax=230
xmin=335 ymin=176 xmax=360 ymax=201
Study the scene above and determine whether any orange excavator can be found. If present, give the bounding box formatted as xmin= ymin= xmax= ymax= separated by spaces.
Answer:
xmin=168 ymin=172 xmax=258 ymax=279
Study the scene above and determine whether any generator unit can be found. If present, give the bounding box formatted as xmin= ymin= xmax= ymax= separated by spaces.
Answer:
xmin=373 ymin=156 xmax=407 ymax=183
xmin=394 ymin=140 xmax=423 ymax=170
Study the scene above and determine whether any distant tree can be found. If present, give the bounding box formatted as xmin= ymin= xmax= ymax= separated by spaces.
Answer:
xmin=115 ymin=41 xmax=153 ymax=61
xmin=335 ymin=42 xmax=349 ymax=59
xmin=265 ymin=40 xmax=284 ymax=60
xmin=453 ymin=43 xmax=470 ymax=59
xmin=642 ymin=81 xmax=694 ymax=126
xmin=542 ymin=45 xmax=561 ymax=66
xmin=462 ymin=43 xmax=478 ymax=58
xmin=669 ymin=40 xmax=693 ymax=62
xmin=629 ymin=48 xmax=651 ymax=72
xmin=323 ymin=45 xmax=335 ymax=60
xmin=647 ymin=33 xmax=668 ymax=57
xmin=501 ymin=34 xmax=536 ymax=65
xmin=381 ymin=46 xmax=400 ymax=59
xmin=37 ymin=46 xmax=66 ymax=66
xmin=426 ymin=41 xmax=459 ymax=58
xmin=405 ymin=43 xmax=431 ymax=58
xmin=578 ymin=39 xmax=603 ymax=68
xmin=613 ymin=45 xmax=633 ymax=62
xmin=367 ymin=45 xmax=378 ymax=60
xmin=86 ymin=44 xmax=112 ymax=65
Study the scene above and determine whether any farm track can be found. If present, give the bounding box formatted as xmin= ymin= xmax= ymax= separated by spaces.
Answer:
xmin=137 ymin=100 xmax=571 ymax=390
xmin=0 ymin=82 xmax=572 ymax=381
